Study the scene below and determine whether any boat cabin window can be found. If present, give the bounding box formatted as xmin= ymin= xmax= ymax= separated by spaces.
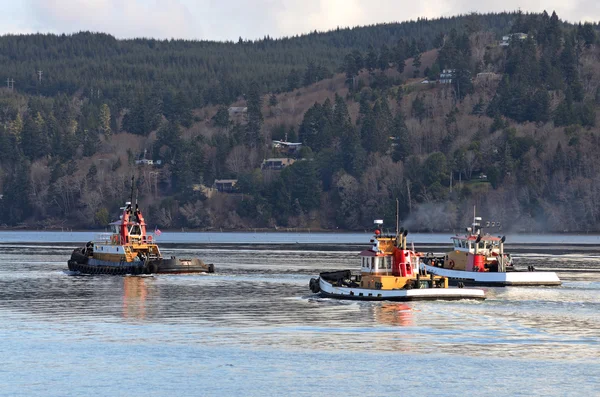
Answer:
xmin=111 ymin=225 xmax=119 ymax=234
xmin=371 ymin=258 xmax=375 ymax=269
xmin=384 ymin=256 xmax=392 ymax=269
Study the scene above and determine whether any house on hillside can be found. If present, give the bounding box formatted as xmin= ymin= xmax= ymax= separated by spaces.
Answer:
xmin=261 ymin=158 xmax=295 ymax=170
xmin=439 ymin=69 xmax=455 ymax=84
xmin=500 ymin=33 xmax=528 ymax=46
xmin=272 ymin=139 xmax=302 ymax=155
xmin=135 ymin=149 xmax=162 ymax=166
xmin=214 ymin=179 xmax=238 ymax=193
xmin=135 ymin=159 xmax=162 ymax=166
xmin=476 ymin=72 xmax=501 ymax=81
xmin=228 ymin=106 xmax=248 ymax=124
xmin=228 ymin=106 xmax=247 ymax=115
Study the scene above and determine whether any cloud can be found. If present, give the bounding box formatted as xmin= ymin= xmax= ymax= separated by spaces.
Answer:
xmin=1 ymin=0 xmax=599 ymax=41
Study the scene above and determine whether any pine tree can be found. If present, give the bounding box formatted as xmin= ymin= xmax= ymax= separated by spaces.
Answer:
xmin=391 ymin=111 xmax=410 ymax=162
xmin=245 ymin=82 xmax=264 ymax=147
xmin=365 ymin=46 xmax=378 ymax=72
xmin=378 ymin=44 xmax=391 ymax=71
xmin=472 ymin=98 xmax=485 ymax=116
xmin=372 ymin=97 xmax=392 ymax=153
xmin=269 ymin=93 xmax=278 ymax=107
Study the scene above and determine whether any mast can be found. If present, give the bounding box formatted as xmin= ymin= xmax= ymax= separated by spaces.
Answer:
xmin=396 ymin=198 xmax=400 ymax=248
xmin=129 ymin=176 xmax=135 ymax=215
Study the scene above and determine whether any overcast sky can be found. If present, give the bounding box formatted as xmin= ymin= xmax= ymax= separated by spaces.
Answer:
xmin=1 ymin=1 xmax=598 ymax=41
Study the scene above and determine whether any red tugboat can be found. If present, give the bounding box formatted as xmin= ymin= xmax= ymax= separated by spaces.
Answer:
xmin=68 ymin=185 xmax=214 ymax=275
xmin=309 ymin=218 xmax=485 ymax=301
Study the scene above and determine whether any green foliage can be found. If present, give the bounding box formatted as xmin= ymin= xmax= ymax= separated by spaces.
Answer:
xmin=411 ymin=95 xmax=428 ymax=122
xmin=280 ymin=161 xmax=321 ymax=212
xmin=245 ymin=82 xmax=264 ymax=147
xmin=212 ymin=106 xmax=231 ymax=128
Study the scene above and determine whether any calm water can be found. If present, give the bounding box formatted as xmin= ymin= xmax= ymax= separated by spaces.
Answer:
xmin=3 ymin=230 xmax=600 ymax=245
xmin=0 ymin=236 xmax=599 ymax=396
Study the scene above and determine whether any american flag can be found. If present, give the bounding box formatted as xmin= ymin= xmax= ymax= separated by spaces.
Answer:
xmin=154 ymin=227 xmax=162 ymax=237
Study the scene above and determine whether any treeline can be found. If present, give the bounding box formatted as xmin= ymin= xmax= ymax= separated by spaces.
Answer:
xmin=0 ymin=13 xmax=528 ymax=107
xmin=2 ymin=11 xmax=600 ymax=231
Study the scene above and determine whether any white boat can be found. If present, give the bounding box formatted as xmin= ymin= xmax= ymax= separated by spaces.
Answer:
xmin=420 ymin=211 xmax=561 ymax=287
xmin=419 ymin=263 xmax=561 ymax=286
xmin=309 ymin=216 xmax=485 ymax=301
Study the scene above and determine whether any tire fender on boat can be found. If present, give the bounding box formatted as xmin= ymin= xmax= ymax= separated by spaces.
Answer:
xmin=309 ymin=278 xmax=321 ymax=293
xmin=448 ymin=259 xmax=455 ymax=269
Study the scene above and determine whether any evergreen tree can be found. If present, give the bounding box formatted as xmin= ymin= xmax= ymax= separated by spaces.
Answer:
xmin=372 ymin=97 xmax=392 ymax=153
xmin=365 ymin=46 xmax=378 ymax=72
xmin=245 ymin=82 xmax=264 ymax=147
xmin=287 ymin=69 xmax=301 ymax=91
xmin=378 ymin=44 xmax=391 ymax=71
xmin=0 ymin=158 xmax=32 ymax=225
xmin=391 ymin=111 xmax=410 ymax=162
xmin=281 ymin=160 xmax=321 ymax=212
xmin=212 ymin=106 xmax=231 ymax=128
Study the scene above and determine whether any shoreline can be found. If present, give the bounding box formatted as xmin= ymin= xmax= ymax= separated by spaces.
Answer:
xmin=2 ymin=227 xmax=600 ymax=235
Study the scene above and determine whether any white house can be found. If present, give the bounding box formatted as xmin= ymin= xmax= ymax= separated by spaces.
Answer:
xmin=439 ymin=69 xmax=455 ymax=84
xmin=500 ymin=33 xmax=528 ymax=46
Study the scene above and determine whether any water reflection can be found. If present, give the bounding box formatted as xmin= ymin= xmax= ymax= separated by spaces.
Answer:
xmin=372 ymin=303 xmax=413 ymax=327
xmin=122 ymin=276 xmax=149 ymax=320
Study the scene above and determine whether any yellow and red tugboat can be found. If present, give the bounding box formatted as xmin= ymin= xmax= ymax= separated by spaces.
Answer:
xmin=68 ymin=193 xmax=214 ymax=275
xmin=309 ymin=219 xmax=485 ymax=301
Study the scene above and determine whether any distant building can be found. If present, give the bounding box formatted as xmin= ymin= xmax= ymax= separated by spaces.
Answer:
xmin=272 ymin=140 xmax=302 ymax=155
xmin=476 ymin=72 xmax=501 ymax=80
xmin=439 ymin=69 xmax=455 ymax=84
xmin=261 ymin=158 xmax=296 ymax=170
xmin=214 ymin=179 xmax=238 ymax=193
xmin=135 ymin=159 xmax=162 ymax=166
xmin=228 ymin=107 xmax=247 ymax=116
xmin=136 ymin=149 xmax=162 ymax=166
xmin=500 ymin=33 xmax=528 ymax=46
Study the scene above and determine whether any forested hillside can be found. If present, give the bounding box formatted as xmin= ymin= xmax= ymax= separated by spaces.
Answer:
xmin=1 ymin=11 xmax=600 ymax=232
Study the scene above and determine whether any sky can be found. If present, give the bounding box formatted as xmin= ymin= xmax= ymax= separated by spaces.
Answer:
xmin=0 ymin=0 xmax=598 ymax=42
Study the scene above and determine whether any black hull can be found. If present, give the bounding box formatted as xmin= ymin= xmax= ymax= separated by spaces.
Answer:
xmin=318 ymin=291 xmax=482 ymax=301
xmin=68 ymin=249 xmax=215 ymax=275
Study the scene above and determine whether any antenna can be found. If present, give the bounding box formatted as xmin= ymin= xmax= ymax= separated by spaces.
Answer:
xmin=395 ymin=198 xmax=400 ymax=247
xmin=129 ymin=176 xmax=135 ymax=214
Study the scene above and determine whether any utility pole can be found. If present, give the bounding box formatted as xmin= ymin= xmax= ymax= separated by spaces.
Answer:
xmin=6 ymin=78 xmax=14 ymax=90
xmin=37 ymin=70 xmax=43 ymax=83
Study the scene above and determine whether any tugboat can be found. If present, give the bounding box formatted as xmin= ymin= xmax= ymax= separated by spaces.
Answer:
xmin=420 ymin=211 xmax=561 ymax=286
xmin=68 ymin=184 xmax=214 ymax=275
xmin=309 ymin=218 xmax=485 ymax=301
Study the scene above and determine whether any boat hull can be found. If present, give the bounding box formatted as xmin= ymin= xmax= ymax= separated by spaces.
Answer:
xmin=421 ymin=263 xmax=561 ymax=286
xmin=313 ymin=276 xmax=485 ymax=301
xmin=68 ymin=249 xmax=214 ymax=275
